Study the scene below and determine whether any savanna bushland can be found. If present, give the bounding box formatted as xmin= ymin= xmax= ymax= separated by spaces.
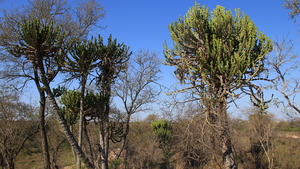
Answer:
xmin=1 ymin=0 xmax=300 ymax=169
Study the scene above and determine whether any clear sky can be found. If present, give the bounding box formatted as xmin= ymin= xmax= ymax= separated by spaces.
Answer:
xmin=97 ymin=0 xmax=299 ymax=89
xmin=99 ymin=0 xmax=297 ymax=51
xmin=99 ymin=0 xmax=296 ymax=47
xmin=1 ymin=0 xmax=299 ymax=120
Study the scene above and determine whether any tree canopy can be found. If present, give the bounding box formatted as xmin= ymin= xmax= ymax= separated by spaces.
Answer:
xmin=164 ymin=3 xmax=273 ymax=169
xmin=164 ymin=4 xmax=273 ymax=101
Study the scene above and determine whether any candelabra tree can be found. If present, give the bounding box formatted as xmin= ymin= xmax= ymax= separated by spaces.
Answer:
xmin=7 ymin=19 xmax=94 ymax=169
xmin=164 ymin=3 xmax=272 ymax=168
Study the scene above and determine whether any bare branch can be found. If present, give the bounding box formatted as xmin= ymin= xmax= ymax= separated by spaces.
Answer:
xmin=266 ymin=37 xmax=300 ymax=114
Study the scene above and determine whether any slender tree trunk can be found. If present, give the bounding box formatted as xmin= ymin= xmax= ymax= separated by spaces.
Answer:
xmin=44 ymin=85 xmax=94 ymax=169
xmin=77 ymin=76 xmax=87 ymax=169
xmin=83 ymin=122 xmax=94 ymax=165
xmin=69 ymin=125 xmax=77 ymax=161
xmin=116 ymin=113 xmax=131 ymax=159
xmin=98 ymin=68 xmax=112 ymax=169
xmin=33 ymin=68 xmax=50 ymax=169
xmin=99 ymin=114 xmax=109 ymax=169
xmin=39 ymin=91 xmax=51 ymax=169
xmin=6 ymin=157 xmax=15 ymax=169
xmin=77 ymin=89 xmax=84 ymax=169
xmin=77 ymin=115 xmax=83 ymax=169
xmin=122 ymin=140 xmax=129 ymax=169
xmin=35 ymin=55 xmax=93 ymax=168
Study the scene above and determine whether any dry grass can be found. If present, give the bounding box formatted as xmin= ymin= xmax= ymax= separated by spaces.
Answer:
xmin=9 ymin=120 xmax=300 ymax=169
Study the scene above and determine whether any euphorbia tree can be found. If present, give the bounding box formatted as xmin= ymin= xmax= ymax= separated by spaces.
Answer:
xmin=8 ymin=19 xmax=64 ymax=169
xmin=151 ymin=120 xmax=174 ymax=168
xmin=59 ymin=89 xmax=101 ymax=166
xmin=96 ymin=35 xmax=131 ymax=169
xmin=64 ymin=37 xmax=100 ymax=168
xmin=164 ymin=3 xmax=272 ymax=168
xmin=7 ymin=19 xmax=94 ymax=169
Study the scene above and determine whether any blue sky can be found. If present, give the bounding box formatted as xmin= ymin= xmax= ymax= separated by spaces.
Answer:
xmin=99 ymin=0 xmax=296 ymax=51
xmin=97 ymin=0 xmax=299 ymax=89
xmin=1 ymin=0 xmax=299 ymax=120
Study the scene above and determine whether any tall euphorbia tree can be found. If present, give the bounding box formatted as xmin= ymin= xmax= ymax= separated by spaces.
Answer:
xmin=8 ymin=19 xmax=94 ymax=169
xmin=96 ymin=35 xmax=131 ymax=169
xmin=59 ymin=90 xmax=102 ymax=167
xmin=164 ymin=4 xmax=272 ymax=168
xmin=64 ymin=37 xmax=100 ymax=168
xmin=8 ymin=19 xmax=64 ymax=169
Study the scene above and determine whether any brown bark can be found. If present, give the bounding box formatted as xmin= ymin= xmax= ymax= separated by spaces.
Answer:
xmin=77 ymin=76 xmax=87 ymax=169
xmin=83 ymin=122 xmax=94 ymax=164
xmin=218 ymin=101 xmax=236 ymax=169
xmin=45 ymin=86 xmax=94 ymax=169
xmin=221 ymin=122 xmax=236 ymax=169
xmin=97 ymin=66 xmax=112 ymax=169
xmin=207 ymin=97 xmax=237 ymax=169
xmin=39 ymin=92 xmax=51 ymax=169
xmin=33 ymin=68 xmax=50 ymax=169
xmin=99 ymin=115 xmax=109 ymax=169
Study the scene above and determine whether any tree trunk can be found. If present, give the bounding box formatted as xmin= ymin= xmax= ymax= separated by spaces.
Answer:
xmin=77 ymin=78 xmax=85 ymax=169
xmin=83 ymin=122 xmax=94 ymax=165
xmin=207 ymin=97 xmax=237 ymax=169
xmin=5 ymin=157 xmax=15 ymax=169
xmin=221 ymin=127 xmax=236 ymax=169
xmin=219 ymin=101 xmax=237 ymax=169
xmin=69 ymin=125 xmax=77 ymax=161
xmin=99 ymin=114 xmax=109 ymax=169
xmin=123 ymin=140 xmax=129 ymax=169
xmin=116 ymin=113 xmax=131 ymax=159
xmin=39 ymin=91 xmax=51 ymax=169
xmin=33 ymin=68 xmax=50 ymax=169
xmin=77 ymin=113 xmax=83 ymax=169
xmin=45 ymin=85 xmax=94 ymax=169
xmin=98 ymin=68 xmax=112 ymax=169
xmin=77 ymin=75 xmax=89 ymax=169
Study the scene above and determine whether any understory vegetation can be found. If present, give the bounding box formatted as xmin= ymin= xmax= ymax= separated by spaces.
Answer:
xmin=9 ymin=114 xmax=300 ymax=169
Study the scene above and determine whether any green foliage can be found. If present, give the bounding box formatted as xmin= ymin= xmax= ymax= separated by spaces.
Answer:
xmin=8 ymin=18 xmax=65 ymax=84
xmin=96 ymin=34 xmax=132 ymax=120
xmin=65 ymin=36 xmax=101 ymax=78
xmin=151 ymin=119 xmax=174 ymax=162
xmin=97 ymin=34 xmax=132 ymax=86
xmin=53 ymin=85 xmax=67 ymax=97
xmin=151 ymin=120 xmax=173 ymax=145
xmin=282 ymin=126 xmax=300 ymax=132
xmin=164 ymin=3 xmax=273 ymax=98
xmin=59 ymin=90 xmax=102 ymax=125
xmin=109 ymin=158 xmax=122 ymax=169
xmin=59 ymin=90 xmax=81 ymax=126
xmin=13 ymin=19 xmax=63 ymax=55
xmin=9 ymin=19 xmax=64 ymax=59
xmin=164 ymin=4 xmax=273 ymax=167
xmin=84 ymin=92 xmax=102 ymax=113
